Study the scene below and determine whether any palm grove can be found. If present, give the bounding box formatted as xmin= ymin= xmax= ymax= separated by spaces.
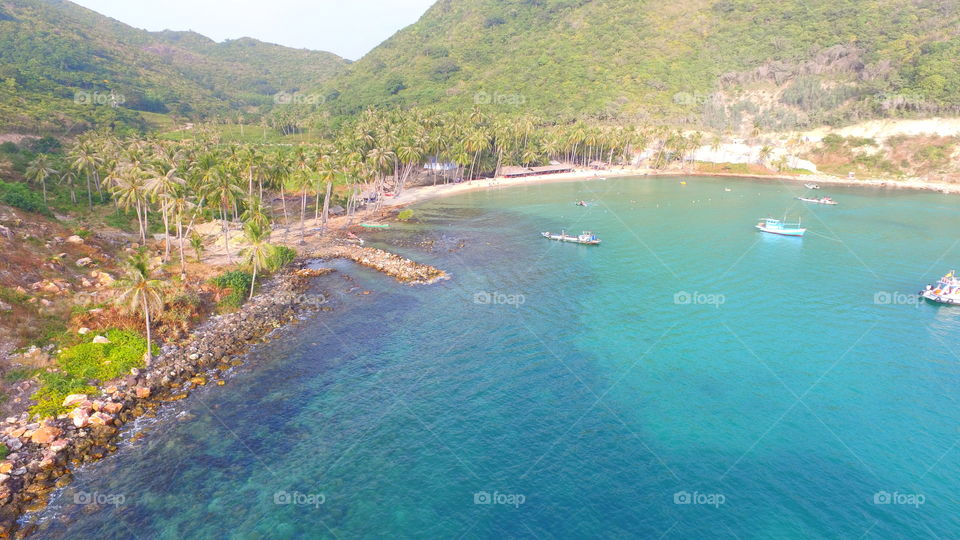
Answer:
xmin=18 ymin=107 xmax=732 ymax=364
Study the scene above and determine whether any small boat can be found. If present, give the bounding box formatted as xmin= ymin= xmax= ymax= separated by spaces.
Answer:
xmin=755 ymin=218 xmax=806 ymax=237
xmin=797 ymin=196 xmax=837 ymax=205
xmin=920 ymin=271 xmax=960 ymax=305
xmin=360 ymin=223 xmax=390 ymax=229
xmin=724 ymin=188 xmax=732 ymax=192
xmin=541 ymin=231 xmax=602 ymax=245
xmin=804 ymin=183 xmax=821 ymax=190
xmin=576 ymin=200 xmax=588 ymax=207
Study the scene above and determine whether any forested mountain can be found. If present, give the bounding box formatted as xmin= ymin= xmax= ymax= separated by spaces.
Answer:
xmin=322 ymin=0 xmax=960 ymax=130
xmin=5 ymin=0 xmax=960 ymax=136
xmin=0 ymin=0 xmax=348 ymax=134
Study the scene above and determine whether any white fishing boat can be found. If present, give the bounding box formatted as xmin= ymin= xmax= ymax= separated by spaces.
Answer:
xmin=797 ymin=196 xmax=837 ymax=205
xmin=920 ymin=271 xmax=960 ymax=305
xmin=755 ymin=218 xmax=806 ymax=237
xmin=541 ymin=231 xmax=602 ymax=245
xmin=804 ymin=183 xmax=821 ymax=190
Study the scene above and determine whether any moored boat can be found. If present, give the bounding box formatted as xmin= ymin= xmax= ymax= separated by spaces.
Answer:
xmin=920 ymin=271 xmax=960 ymax=305
xmin=804 ymin=183 xmax=821 ymax=190
xmin=797 ymin=196 xmax=837 ymax=205
xmin=755 ymin=218 xmax=806 ymax=237
xmin=541 ymin=231 xmax=602 ymax=245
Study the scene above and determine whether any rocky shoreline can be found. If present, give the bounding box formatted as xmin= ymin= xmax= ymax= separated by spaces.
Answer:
xmin=0 ymin=245 xmax=446 ymax=538
xmin=313 ymin=245 xmax=448 ymax=284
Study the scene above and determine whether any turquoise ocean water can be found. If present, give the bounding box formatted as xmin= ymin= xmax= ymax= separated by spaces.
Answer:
xmin=30 ymin=176 xmax=960 ymax=538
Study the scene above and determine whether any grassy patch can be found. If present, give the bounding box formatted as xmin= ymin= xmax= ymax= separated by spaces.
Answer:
xmin=0 ymin=286 xmax=29 ymax=305
xmin=3 ymin=367 xmax=37 ymax=383
xmin=211 ymin=270 xmax=253 ymax=310
xmin=266 ymin=245 xmax=297 ymax=272
xmin=30 ymin=329 xmax=147 ymax=418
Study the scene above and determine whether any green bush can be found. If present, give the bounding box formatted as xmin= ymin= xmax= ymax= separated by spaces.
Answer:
xmin=30 ymin=329 xmax=147 ymax=417
xmin=0 ymin=180 xmax=50 ymax=216
xmin=57 ymin=330 xmax=146 ymax=381
xmin=397 ymin=209 xmax=414 ymax=221
xmin=31 ymin=371 xmax=96 ymax=418
xmin=266 ymin=245 xmax=297 ymax=272
xmin=211 ymin=270 xmax=253 ymax=309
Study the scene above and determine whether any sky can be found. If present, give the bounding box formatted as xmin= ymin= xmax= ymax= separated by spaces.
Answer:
xmin=72 ymin=0 xmax=437 ymax=60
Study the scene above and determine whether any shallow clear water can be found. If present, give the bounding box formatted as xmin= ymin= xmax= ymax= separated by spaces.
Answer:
xmin=31 ymin=176 xmax=960 ymax=538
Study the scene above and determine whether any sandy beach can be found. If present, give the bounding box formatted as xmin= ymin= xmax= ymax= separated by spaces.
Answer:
xmin=386 ymin=166 xmax=960 ymax=209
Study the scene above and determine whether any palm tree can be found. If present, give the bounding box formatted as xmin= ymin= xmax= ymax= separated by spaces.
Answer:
xmin=25 ymin=154 xmax=58 ymax=206
xmin=147 ymin=168 xmax=186 ymax=261
xmin=59 ymin=170 xmax=78 ymax=204
xmin=190 ymin=233 xmax=205 ymax=263
xmin=169 ymin=192 xmax=195 ymax=276
xmin=242 ymin=221 xmax=273 ymax=300
xmin=202 ymin=165 xmax=243 ymax=263
xmin=111 ymin=167 xmax=149 ymax=242
xmin=69 ymin=142 xmax=102 ymax=208
xmin=114 ymin=252 xmax=166 ymax=362
xmin=758 ymin=145 xmax=774 ymax=167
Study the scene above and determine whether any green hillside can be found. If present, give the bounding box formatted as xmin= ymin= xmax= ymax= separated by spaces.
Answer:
xmin=322 ymin=0 xmax=960 ymax=130
xmin=0 ymin=0 xmax=348 ymax=135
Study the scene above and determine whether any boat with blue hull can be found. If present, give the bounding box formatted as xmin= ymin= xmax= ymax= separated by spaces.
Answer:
xmin=756 ymin=218 xmax=806 ymax=237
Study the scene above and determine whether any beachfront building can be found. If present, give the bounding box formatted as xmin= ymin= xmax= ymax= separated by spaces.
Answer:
xmin=423 ymin=159 xmax=458 ymax=172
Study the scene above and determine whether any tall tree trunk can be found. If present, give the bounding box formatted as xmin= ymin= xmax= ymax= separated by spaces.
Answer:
xmin=221 ymin=206 xmax=232 ymax=263
xmin=135 ymin=202 xmax=145 ymax=242
xmin=177 ymin=214 xmax=186 ymax=277
xmin=321 ymin=181 xmax=331 ymax=234
xmin=162 ymin=207 xmax=171 ymax=261
xmin=142 ymin=293 xmax=153 ymax=364
xmin=95 ymin=171 xmax=104 ymax=203
xmin=142 ymin=201 xmax=150 ymax=242
xmin=299 ymin=190 xmax=307 ymax=244
xmin=249 ymin=264 xmax=258 ymax=300
xmin=85 ymin=172 xmax=93 ymax=208
xmin=280 ymin=184 xmax=290 ymax=241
